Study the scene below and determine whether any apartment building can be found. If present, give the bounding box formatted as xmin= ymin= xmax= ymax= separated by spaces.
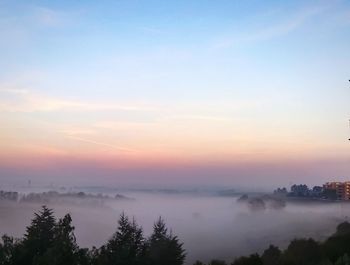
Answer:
xmin=323 ymin=181 xmax=350 ymax=200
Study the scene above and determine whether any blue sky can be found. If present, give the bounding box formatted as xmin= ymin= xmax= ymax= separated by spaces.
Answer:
xmin=0 ymin=0 xmax=350 ymax=187
xmin=1 ymin=0 xmax=349 ymax=101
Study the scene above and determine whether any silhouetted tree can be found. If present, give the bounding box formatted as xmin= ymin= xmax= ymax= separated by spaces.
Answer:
xmin=282 ymin=238 xmax=320 ymax=265
xmin=19 ymin=206 xmax=57 ymax=265
xmin=261 ymin=245 xmax=281 ymax=265
xmin=208 ymin=259 xmax=227 ymax=265
xmin=8 ymin=206 xmax=350 ymax=265
xmin=0 ymin=206 xmax=92 ymax=265
xmin=232 ymin=254 xmax=262 ymax=265
xmin=36 ymin=213 xmax=79 ymax=265
xmin=96 ymin=213 xmax=145 ymax=265
xmin=289 ymin=184 xmax=309 ymax=197
xmin=193 ymin=261 xmax=205 ymax=265
xmin=323 ymin=222 xmax=350 ymax=262
xmin=0 ymin=235 xmax=17 ymax=265
xmin=76 ymin=248 xmax=93 ymax=265
xmin=148 ymin=217 xmax=186 ymax=265
xmin=335 ymin=222 xmax=350 ymax=236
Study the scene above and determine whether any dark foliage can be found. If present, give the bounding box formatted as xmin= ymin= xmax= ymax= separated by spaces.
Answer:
xmin=209 ymin=260 xmax=228 ymax=265
xmin=232 ymin=254 xmax=262 ymax=265
xmin=323 ymin=222 xmax=350 ymax=262
xmin=193 ymin=261 xmax=206 ymax=265
xmin=3 ymin=206 xmax=350 ymax=265
xmin=95 ymin=213 xmax=146 ymax=265
xmin=147 ymin=217 xmax=186 ymax=265
xmin=193 ymin=221 xmax=350 ymax=265
xmin=261 ymin=245 xmax=281 ymax=265
xmin=0 ymin=206 xmax=185 ymax=265
xmin=282 ymin=238 xmax=321 ymax=265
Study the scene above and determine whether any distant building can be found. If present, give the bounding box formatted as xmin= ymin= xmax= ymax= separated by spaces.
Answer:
xmin=323 ymin=182 xmax=350 ymax=200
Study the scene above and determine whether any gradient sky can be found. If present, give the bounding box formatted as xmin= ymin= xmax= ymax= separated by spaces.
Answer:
xmin=1 ymin=0 xmax=350 ymax=189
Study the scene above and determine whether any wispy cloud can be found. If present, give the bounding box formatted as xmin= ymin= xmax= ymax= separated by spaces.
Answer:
xmin=0 ymin=89 xmax=157 ymax=112
xmin=0 ymin=3 xmax=85 ymax=50
xmin=159 ymin=115 xmax=233 ymax=122
xmin=214 ymin=5 xmax=329 ymax=49
xmin=60 ymin=128 xmax=97 ymax=136
xmin=34 ymin=7 xmax=69 ymax=27
xmin=65 ymin=135 xmax=137 ymax=153
xmin=0 ymin=88 xmax=29 ymax=95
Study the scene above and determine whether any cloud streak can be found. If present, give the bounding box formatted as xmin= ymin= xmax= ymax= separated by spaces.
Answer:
xmin=0 ymin=89 xmax=157 ymax=113
xmin=34 ymin=7 xmax=69 ymax=27
xmin=214 ymin=5 xmax=329 ymax=49
xmin=65 ymin=135 xmax=138 ymax=153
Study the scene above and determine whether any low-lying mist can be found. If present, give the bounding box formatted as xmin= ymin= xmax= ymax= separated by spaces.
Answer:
xmin=0 ymin=190 xmax=348 ymax=264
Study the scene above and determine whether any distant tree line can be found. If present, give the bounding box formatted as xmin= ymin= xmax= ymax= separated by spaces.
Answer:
xmin=193 ymin=221 xmax=350 ymax=265
xmin=274 ymin=184 xmax=336 ymax=200
xmin=237 ymin=194 xmax=286 ymax=211
xmin=0 ymin=191 xmax=19 ymax=202
xmin=0 ymin=206 xmax=185 ymax=265
xmin=0 ymin=190 xmax=132 ymax=205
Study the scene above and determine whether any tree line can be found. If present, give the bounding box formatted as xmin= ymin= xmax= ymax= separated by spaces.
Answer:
xmin=0 ymin=206 xmax=185 ymax=265
xmin=194 ymin=221 xmax=350 ymax=265
xmin=0 ymin=190 xmax=132 ymax=204
xmin=2 ymin=206 xmax=350 ymax=265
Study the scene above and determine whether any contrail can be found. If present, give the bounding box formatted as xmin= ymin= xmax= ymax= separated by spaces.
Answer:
xmin=66 ymin=135 xmax=137 ymax=153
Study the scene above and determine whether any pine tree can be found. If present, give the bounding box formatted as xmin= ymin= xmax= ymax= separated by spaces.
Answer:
xmin=36 ymin=213 xmax=78 ymax=265
xmin=97 ymin=213 xmax=145 ymax=265
xmin=148 ymin=217 xmax=186 ymax=265
xmin=0 ymin=235 xmax=16 ymax=265
xmin=21 ymin=206 xmax=57 ymax=265
xmin=261 ymin=245 xmax=281 ymax=265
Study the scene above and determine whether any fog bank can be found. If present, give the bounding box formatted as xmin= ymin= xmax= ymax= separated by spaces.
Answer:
xmin=0 ymin=191 xmax=348 ymax=264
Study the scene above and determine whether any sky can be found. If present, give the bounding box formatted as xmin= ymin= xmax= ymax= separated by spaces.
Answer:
xmin=0 ymin=0 xmax=350 ymax=189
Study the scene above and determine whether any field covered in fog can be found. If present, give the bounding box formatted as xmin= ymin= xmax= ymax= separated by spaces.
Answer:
xmin=0 ymin=190 xmax=349 ymax=264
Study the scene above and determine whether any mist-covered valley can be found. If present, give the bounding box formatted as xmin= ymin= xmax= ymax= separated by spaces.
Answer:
xmin=0 ymin=188 xmax=348 ymax=264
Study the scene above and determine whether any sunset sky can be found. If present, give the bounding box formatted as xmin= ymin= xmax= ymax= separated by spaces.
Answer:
xmin=1 ymin=0 xmax=350 ymax=188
